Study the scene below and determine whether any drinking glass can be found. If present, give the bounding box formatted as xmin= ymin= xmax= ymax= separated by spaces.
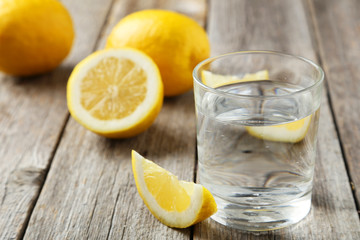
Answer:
xmin=193 ymin=51 xmax=324 ymax=231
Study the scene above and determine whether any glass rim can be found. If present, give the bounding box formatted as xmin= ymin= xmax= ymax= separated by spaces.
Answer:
xmin=193 ymin=50 xmax=325 ymax=99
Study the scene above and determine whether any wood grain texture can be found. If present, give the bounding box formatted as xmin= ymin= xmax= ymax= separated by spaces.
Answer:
xmin=3 ymin=0 xmax=359 ymax=239
xmin=309 ymin=0 xmax=360 ymax=205
xmin=194 ymin=0 xmax=360 ymax=239
xmin=0 ymin=0 xmax=114 ymax=239
xmin=24 ymin=0 xmax=206 ymax=239
xmin=24 ymin=93 xmax=196 ymax=240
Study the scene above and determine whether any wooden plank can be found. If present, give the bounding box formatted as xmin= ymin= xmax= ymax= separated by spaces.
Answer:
xmin=309 ymin=0 xmax=360 ymax=206
xmin=24 ymin=0 xmax=205 ymax=239
xmin=0 ymin=0 xmax=114 ymax=239
xmin=194 ymin=0 xmax=360 ymax=239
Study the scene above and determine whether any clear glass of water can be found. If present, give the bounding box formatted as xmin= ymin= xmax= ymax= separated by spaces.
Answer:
xmin=193 ymin=51 xmax=324 ymax=231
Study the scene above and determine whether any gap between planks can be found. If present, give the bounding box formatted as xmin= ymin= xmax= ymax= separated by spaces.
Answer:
xmin=190 ymin=1 xmax=210 ymax=238
xmin=17 ymin=114 xmax=70 ymax=239
xmin=306 ymin=0 xmax=360 ymax=216
xmin=19 ymin=0 xmax=118 ymax=238
xmin=22 ymin=0 xmax=205 ymax=239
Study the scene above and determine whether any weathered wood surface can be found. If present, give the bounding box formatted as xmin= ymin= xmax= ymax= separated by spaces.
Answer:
xmin=194 ymin=0 xmax=360 ymax=239
xmin=310 ymin=0 xmax=360 ymax=206
xmin=0 ymin=0 xmax=114 ymax=239
xmin=0 ymin=0 xmax=359 ymax=239
xmin=24 ymin=92 xmax=196 ymax=240
xmin=23 ymin=0 xmax=203 ymax=239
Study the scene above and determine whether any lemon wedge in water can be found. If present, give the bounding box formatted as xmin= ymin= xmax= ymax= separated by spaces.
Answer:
xmin=201 ymin=69 xmax=269 ymax=88
xmin=246 ymin=115 xmax=312 ymax=143
xmin=201 ymin=69 xmax=311 ymax=142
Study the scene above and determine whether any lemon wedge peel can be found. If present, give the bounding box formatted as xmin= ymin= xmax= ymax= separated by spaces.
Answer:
xmin=67 ymin=48 xmax=163 ymax=138
xmin=131 ymin=150 xmax=217 ymax=228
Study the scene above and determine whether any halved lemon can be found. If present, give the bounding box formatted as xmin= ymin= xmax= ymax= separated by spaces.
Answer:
xmin=131 ymin=150 xmax=217 ymax=228
xmin=202 ymin=69 xmax=269 ymax=88
xmin=246 ymin=115 xmax=312 ymax=143
xmin=67 ymin=48 xmax=163 ymax=138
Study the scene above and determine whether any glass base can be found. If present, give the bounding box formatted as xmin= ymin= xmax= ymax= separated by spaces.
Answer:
xmin=211 ymin=192 xmax=311 ymax=231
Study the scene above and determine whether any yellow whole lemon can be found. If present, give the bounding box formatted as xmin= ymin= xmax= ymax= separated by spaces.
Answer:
xmin=0 ymin=0 xmax=75 ymax=76
xmin=106 ymin=9 xmax=210 ymax=96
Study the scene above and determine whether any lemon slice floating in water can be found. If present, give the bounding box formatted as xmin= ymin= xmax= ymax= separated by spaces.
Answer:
xmin=201 ymin=69 xmax=311 ymax=143
xmin=246 ymin=115 xmax=312 ymax=143
xmin=201 ymin=69 xmax=269 ymax=88
xmin=131 ymin=150 xmax=217 ymax=228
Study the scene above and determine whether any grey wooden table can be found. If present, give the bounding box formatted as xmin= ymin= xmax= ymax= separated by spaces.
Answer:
xmin=1 ymin=0 xmax=360 ymax=239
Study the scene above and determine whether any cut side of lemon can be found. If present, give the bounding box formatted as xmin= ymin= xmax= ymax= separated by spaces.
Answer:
xmin=131 ymin=150 xmax=217 ymax=228
xmin=246 ymin=115 xmax=312 ymax=143
xmin=67 ymin=48 xmax=163 ymax=138
xmin=202 ymin=69 xmax=269 ymax=88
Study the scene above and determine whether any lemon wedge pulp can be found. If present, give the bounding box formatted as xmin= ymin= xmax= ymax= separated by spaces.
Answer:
xmin=131 ymin=150 xmax=217 ymax=228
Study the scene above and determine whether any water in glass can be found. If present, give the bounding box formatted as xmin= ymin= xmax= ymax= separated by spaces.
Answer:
xmin=196 ymin=80 xmax=320 ymax=231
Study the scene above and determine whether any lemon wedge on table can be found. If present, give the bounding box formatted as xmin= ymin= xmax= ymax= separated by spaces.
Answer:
xmin=67 ymin=48 xmax=163 ymax=138
xmin=131 ymin=150 xmax=217 ymax=228
xmin=202 ymin=69 xmax=269 ymax=88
